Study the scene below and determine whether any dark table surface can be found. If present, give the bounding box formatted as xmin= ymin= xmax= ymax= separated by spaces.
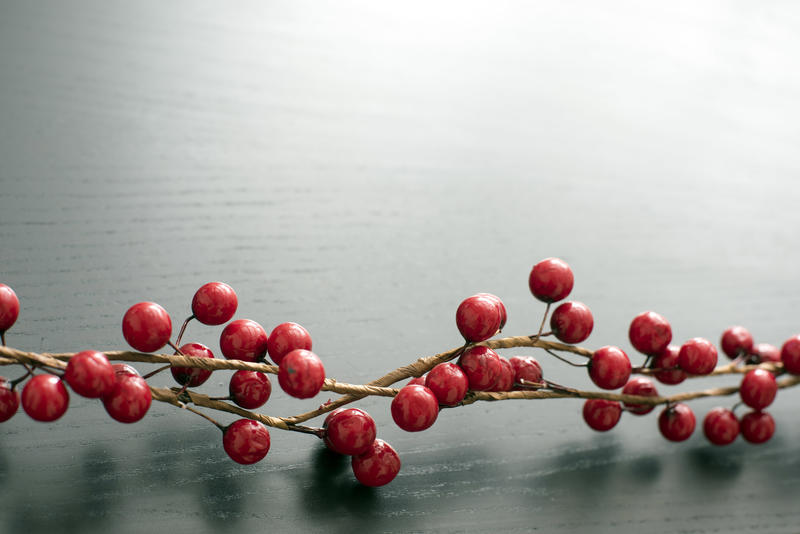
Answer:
xmin=1 ymin=2 xmax=800 ymax=533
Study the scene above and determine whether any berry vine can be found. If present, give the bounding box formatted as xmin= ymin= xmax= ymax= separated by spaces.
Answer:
xmin=1 ymin=261 xmax=799 ymax=487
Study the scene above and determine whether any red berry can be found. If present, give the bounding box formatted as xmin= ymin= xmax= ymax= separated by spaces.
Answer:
xmin=582 ymin=399 xmax=622 ymax=431
xmin=351 ymin=439 xmax=401 ymax=487
xmin=103 ymin=375 xmax=152 ymax=423
xmin=0 ymin=377 xmax=20 ymax=422
xmin=628 ymin=311 xmax=672 ymax=355
xmin=223 ymin=419 xmax=271 ymax=464
xmin=455 ymin=294 xmax=502 ymax=343
xmin=740 ymin=411 xmax=775 ymax=444
xmin=219 ymin=319 xmax=268 ymax=362
xmin=720 ymin=326 xmax=754 ymax=359
xmin=588 ymin=346 xmax=631 ymax=390
xmin=408 ymin=376 xmax=427 ymax=386
xmin=739 ymin=369 xmax=777 ymax=410
xmin=475 ymin=293 xmax=507 ymax=331
xmin=64 ymin=350 xmax=115 ymax=398
xmin=528 ymin=258 xmax=574 ymax=303
xmin=751 ymin=343 xmax=781 ymax=364
xmin=0 ymin=283 xmax=20 ymax=333
xmin=122 ymin=302 xmax=172 ymax=353
xmin=391 ymin=384 xmax=439 ymax=432
xmin=780 ymin=335 xmax=800 ymax=374
xmin=266 ymin=322 xmax=312 ymax=365
xmin=650 ymin=345 xmax=686 ymax=385
xmin=278 ymin=349 xmax=325 ymax=399
xmin=658 ymin=403 xmax=695 ymax=442
xmin=678 ymin=338 xmax=718 ymax=375
xmin=703 ymin=407 xmax=739 ymax=446
xmin=171 ymin=343 xmax=214 ymax=387
xmin=191 ymin=282 xmax=237 ymax=325
xmin=621 ymin=377 xmax=658 ymax=415
xmin=21 ymin=374 xmax=69 ymax=422
xmin=229 ymin=370 xmax=272 ymax=409
xmin=425 ymin=363 xmax=469 ymax=406
xmin=550 ymin=301 xmax=593 ymax=344
xmin=112 ymin=363 xmax=140 ymax=378
xmin=509 ymin=356 xmax=543 ymax=389
xmin=490 ymin=357 xmax=515 ymax=392
xmin=458 ymin=346 xmax=502 ymax=391
xmin=324 ymin=408 xmax=377 ymax=455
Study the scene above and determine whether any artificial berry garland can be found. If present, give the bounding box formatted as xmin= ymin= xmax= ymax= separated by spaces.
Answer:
xmin=1 ymin=261 xmax=799 ymax=487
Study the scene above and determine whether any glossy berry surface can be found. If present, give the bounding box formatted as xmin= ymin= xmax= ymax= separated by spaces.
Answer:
xmin=703 ymin=407 xmax=739 ymax=446
xmin=219 ymin=319 xmax=268 ymax=362
xmin=720 ymin=326 xmax=754 ymax=359
xmin=455 ymin=294 xmax=502 ymax=343
xmin=391 ymin=384 xmax=439 ymax=432
xmin=780 ymin=335 xmax=800 ymax=374
xmin=171 ymin=343 xmax=214 ymax=387
xmin=582 ymin=399 xmax=621 ymax=431
xmin=223 ymin=419 xmax=271 ymax=464
xmin=658 ymin=403 xmax=696 ymax=442
xmin=112 ymin=363 xmax=140 ymax=378
xmin=650 ymin=345 xmax=686 ymax=385
xmin=621 ymin=377 xmax=658 ymax=415
xmin=229 ymin=370 xmax=272 ymax=409
xmin=103 ymin=375 xmax=152 ymax=423
xmin=0 ymin=377 xmax=20 ymax=422
xmin=267 ymin=322 xmax=312 ymax=365
xmin=64 ymin=350 xmax=115 ymax=398
xmin=739 ymin=369 xmax=777 ymax=410
xmin=509 ymin=356 xmax=543 ymax=388
xmin=740 ymin=411 xmax=775 ymax=444
xmin=751 ymin=343 xmax=781 ymax=364
xmin=678 ymin=338 xmax=718 ymax=375
xmin=278 ymin=349 xmax=325 ymax=398
xmin=22 ymin=374 xmax=69 ymax=422
xmin=0 ymin=283 xmax=20 ymax=333
xmin=458 ymin=346 xmax=502 ymax=391
xmin=475 ymin=293 xmax=507 ymax=330
xmin=528 ymin=257 xmax=574 ymax=303
xmin=588 ymin=346 xmax=631 ymax=390
xmin=408 ymin=376 xmax=427 ymax=386
xmin=491 ymin=357 xmax=515 ymax=392
xmin=550 ymin=301 xmax=593 ymax=344
xmin=191 ymin=282 xmax=238 ymax=325
xmin=425 ymin=363 xmax=469 ymax=406
xmin=628 ymin=311 xmax=672 ymax=355
xmin=351 ymin=439 xmax=401 ymax=487
xmin=324 ymin=408 xmax=377 ymax=455
xmin=122 ymin=302 xmax=172 ymax=353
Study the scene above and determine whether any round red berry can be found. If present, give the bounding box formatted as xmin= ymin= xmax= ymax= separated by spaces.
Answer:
xmin=509 ymin=356 xmax=543 ymax=388
xmin=678 ymin=338 xmax=717 ymax=375
xmin=191 ymin=282 xmax=238 ymax=325
xmin=171 ymin=343 xmax=214 ymax=387
xmin=219 ymin=319 xmax=268 ymax=362
xmin=720 ymin=326 xmax=754 ymax=359
xmin=22 ymin=374 xmax=69 ymax=422
xmin=490 ymin=357 xmax=515 ymax=392
xmin=408 ymin=376 xmax=427 ymax=386
xmin=588 ymin=346 xmax=631 ymax=390
xmin=64 ymin=350 xmax=115 ymax=398
xmin=455 ymin=294 xmax=502 ymax=343
xmin=740 ymin=411 xmax=775 ymax=444
xmin=621 ymin=377 xmax=658 ymax=415
xmin=628 ymin=311 xmax=672 ymax=355
xmin=529 ymin=258 xmax=574 ymax=303
xmin=703 ymin=407 xmax=739 ymax=446
xmin=550 ymin=301 xmax=593 ymax=344
xmin=122 ymin=302 xmax=172 ymax=353
xmin=0 ymin=283 xmax=20 ymax=333
xmin=267 ymin=322 xmax=312 ymax=365
xmin=658 ymin=403 xmax=695 ymax=442
xmin=0 ymin=377 xmax=20 ymax=422
xmin=458 ymin=346 xmax=502 ymax=391
xmin=751 ymin=343 xmax=781 ymax=364
xmin=391 ymin=384 xmax=439 ymax=432
xmin=425 ymin=363 xmax=469 ymax=406
xmin=739 ymin=369 xmax=777 ymax=410
xmin=475 ymin=293 xmax=507 ymax=330
xmin=650 ymin=345 xmax=686 ymax=385
xmin=229 ymin=370 xmax=272 ymax=409
xmin=278 ymin=349 xmax=325 ymax=399
xmin=103 ymin=375 xmax=152 ymax=423
xmin=324 ymin=408 xmax=377 ymax=455
xmin=780 ymin=335 xmax=800 ymax=374
xmin=112 ymin=363 xmax=140 ymax=378
xmin=583 ymin=399 xmax=622 ymax=431
xmin=352 ymin=439 xmax=401 ymax=487
xmin=223 ymin=419 xmax=271 ymax=464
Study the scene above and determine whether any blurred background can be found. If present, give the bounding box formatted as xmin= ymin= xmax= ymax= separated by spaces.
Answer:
xmin=1 ymin=1 xmax=799 ymax=533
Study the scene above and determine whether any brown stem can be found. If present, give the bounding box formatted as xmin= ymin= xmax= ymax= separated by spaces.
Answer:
xmin=175 ymin=315 xmax=194 ymax=346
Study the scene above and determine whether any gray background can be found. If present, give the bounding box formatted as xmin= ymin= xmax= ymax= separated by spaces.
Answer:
xmin=1 ymin=1 xmax=799 ymax=533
